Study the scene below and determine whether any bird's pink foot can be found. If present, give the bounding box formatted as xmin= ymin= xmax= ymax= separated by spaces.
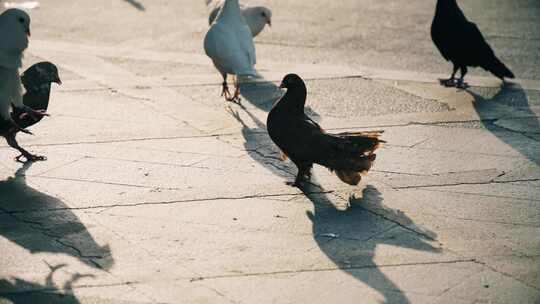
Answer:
xmin=18 ymin=108 xmax=49 ymax=121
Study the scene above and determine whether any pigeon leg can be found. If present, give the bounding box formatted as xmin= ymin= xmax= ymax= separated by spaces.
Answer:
xmin=225 ymin=75 xmax=241 ymax=103
xmin=286 ymin=164 xmax=312 ymax=187
xmin=231 ymin=78 xmax=241 ymax=103
xmin=221 ymin=74 xmax=233 ymax=100
xmin=440 ymin=65 xmax=458 ymax=87
xmin=8 ymin=118 xmax=32 ymax=135
xmin=456 ymin=66 xmax=469 ymax=89
xmin=5 ymin=133 xmax=46 ymax=162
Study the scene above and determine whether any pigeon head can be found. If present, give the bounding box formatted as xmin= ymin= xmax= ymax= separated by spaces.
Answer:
xmin=257 ymin=7 xmax=272 ymax=26
xmin=436 ymin=0 xmax=459 ymax=10
xmin=277 ymin=74 xmax=307 ymax=113
xmin=279 ymin=73 xmax=304 ymax=89
xmin=38 ymin=62 xmax=62 ymax=85
xmin=0 ymin=8 xmax=31 ymax=37
xmin=24 ymin=62 xmax=62 ymax=86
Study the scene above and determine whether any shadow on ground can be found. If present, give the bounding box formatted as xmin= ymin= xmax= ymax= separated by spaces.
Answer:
xmin=0 ymin=264 xmax=92 ymax=304
xmin=227 ymin=104 xmax=297 ymax=179
xmin=232 ymin=76 xmax=440 ymax=303
xmin=300 ymin=183 xmax=440 ymax=304
xmin=123 ymin=0 xmax=145 ymax=11
xmin=0 ymin=162 xmax=113 ymax=270
xmin=469 ymin=83 xmax=540 ymax=165
xmin=228 ymin=101 xmax=440 ymax=303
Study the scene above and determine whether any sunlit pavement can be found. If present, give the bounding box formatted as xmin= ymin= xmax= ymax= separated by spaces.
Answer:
xmin=0 ymin=1 xmax=539 ymax=303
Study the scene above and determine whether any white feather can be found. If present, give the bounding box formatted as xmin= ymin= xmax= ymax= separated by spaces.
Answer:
xmin=0 ymin=9 xmax=29 ymax=69
xmin=204 ymin=0 xmax=257 ymax=78
xmin=0 ymin=9 xmax=30 ymax=121
xmin=208 ymin=3 xmax=272 ymax=38
xmin=0 ymin=67 xmax=23 ymax=120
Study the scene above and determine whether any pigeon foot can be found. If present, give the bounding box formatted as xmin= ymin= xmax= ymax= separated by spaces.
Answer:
xmin=285 ymin=180 xmax=303 ymax=188
xmin=9 ymin=119 xmax=33 ymax=135
xmin=456 ymin=79 xmax=469 ymax=89
xmin=15 ymin=153 xmax=47 ymax=163
xmin=221 ymin=82 xmax=233 ymax=99
xmin=225 ymin=95 xmax=242 ymax=104
xmin=439 ymin=78 xmax=457 ymax=87
xmin=19 ymin=109 xmax=49 ymax=121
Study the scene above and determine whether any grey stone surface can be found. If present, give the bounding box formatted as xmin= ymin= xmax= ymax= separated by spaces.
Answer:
xmin=0 ymin=0 xmax=539 ymax=303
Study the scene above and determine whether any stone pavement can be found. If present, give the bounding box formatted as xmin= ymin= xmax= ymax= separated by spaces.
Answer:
xmin=0 ymin=0 xmax=539 ymax=303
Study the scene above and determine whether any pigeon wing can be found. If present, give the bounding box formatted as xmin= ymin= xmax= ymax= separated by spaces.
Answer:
xmin=204 ymin=22 xmax=256 ymax=76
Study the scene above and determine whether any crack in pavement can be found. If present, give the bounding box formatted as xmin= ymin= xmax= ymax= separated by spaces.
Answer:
xmin=471 ymin=259 xmax=540 ymax=292
xmin=393 ymin=178 xmax=540 ymax=190
xmin=4 ymin=191 xmax=334 ymax=215
xmin=416 ymin=188 xmax=540 ymax=202
xmin=187 ymin=259 xmax=477 ymax=282
xmin=434 ymin=269 xmax=487 ymax=299
xmin=0 ymin=280 xmax=139 ymax=296
xmin=0 ymin=133 xmax=230 ymax=148
xmin=0 ymin=207 xmax=107 ymax=264
xmin=491 ymin=120 xmax=540 ymax=143
xmin=1 ymin=117 xmax=535 ymax=152
xmin=330 ymin=192 xmax=438 ymax=242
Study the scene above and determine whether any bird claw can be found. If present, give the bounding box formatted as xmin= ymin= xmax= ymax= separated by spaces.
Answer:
xmin=285 ymin=180 xmax=302 ymax=188
xmin=439 ymin=78 xmax=457 ymax=87
xmin=19 ymin=128 xmax=33 ymax=135
xmin=221 ymin=82 xmax=233 ymax=99
xmin=15 ymin=153 xmax=47 ymax=163
xmin=222 ymin=84 xmax=241 ymax=103
xmin=225 ymin=95 xmax=242 ymax=104
xmin=9 ymin=119 xmax=33 ymax=135
xmin=456 ymin=80 xmax=469 ymax=89
xmin=286 ymin=171 xmax=312 ymax=187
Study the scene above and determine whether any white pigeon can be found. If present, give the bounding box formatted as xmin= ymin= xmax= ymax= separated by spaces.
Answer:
xmin=204 ymin=0 xmax=257 ymax=102
xmin=207 ymin=1 xmax=272 ymax=38
xmin=0 ymin=8 xmax=37 ymax=133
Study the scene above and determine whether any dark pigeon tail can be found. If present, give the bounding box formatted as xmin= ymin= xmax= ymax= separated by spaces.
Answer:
xmin=486 ymin=56 xmax=515 ymax=80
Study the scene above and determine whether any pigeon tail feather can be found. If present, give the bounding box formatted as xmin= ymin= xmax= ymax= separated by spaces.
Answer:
xmin=485 ymin=56 xmax=515 ymax=80
xmin=328 ymin=131 xmax=384 ymax=185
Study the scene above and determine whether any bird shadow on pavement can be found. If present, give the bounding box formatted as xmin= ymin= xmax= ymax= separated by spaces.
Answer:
xmin=0 ymin=263 xmax=93 ymax=304
xmin=238 ymin=78 xmax=281 ymax=112
xmin=225 ymin=106 xmax=440 ymax=303
xmin=123 ymin=0 xmax=145 ymax=11
xmin=300 ymin=182 xmax=441 ymax=304
xmin=225 ymin=76 xmax=325 ymax=180
xmin=468 ymin=83 xmax=540 ymax=165
xmin=226 ymin=104 xmax=297 ymax=180
xmin=0 ymin=162 xmax=114 ymax=271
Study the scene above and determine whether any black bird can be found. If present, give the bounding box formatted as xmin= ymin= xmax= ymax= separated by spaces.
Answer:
xmin=0 ymin=62 xmax=61 ymax=162
xmin=267 ymin=74 xmax=384 ymax=187
xmin=431 ymin=0 xmax=514 ymax=88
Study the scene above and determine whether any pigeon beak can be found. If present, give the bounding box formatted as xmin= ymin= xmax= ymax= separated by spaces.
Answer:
xmin=279 ymin=82 xmax=285 ymax=89
xmin=25 ymin=27 xmax=31 ymax=37
xmin=267 ymin=19 xmax=271 ymax=27
xmin=54 ymin=77 xmax=62 ymax=85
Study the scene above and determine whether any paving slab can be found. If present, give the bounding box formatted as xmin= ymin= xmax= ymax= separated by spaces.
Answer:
xmin=1 ymin=0 xmax=539 ymax=303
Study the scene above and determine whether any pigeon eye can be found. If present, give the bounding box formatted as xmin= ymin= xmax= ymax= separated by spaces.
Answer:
xmin=18 ymin=17 xmax=25 ymax=23
xmin=261 ymin=12 xmax=266 ymax=17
